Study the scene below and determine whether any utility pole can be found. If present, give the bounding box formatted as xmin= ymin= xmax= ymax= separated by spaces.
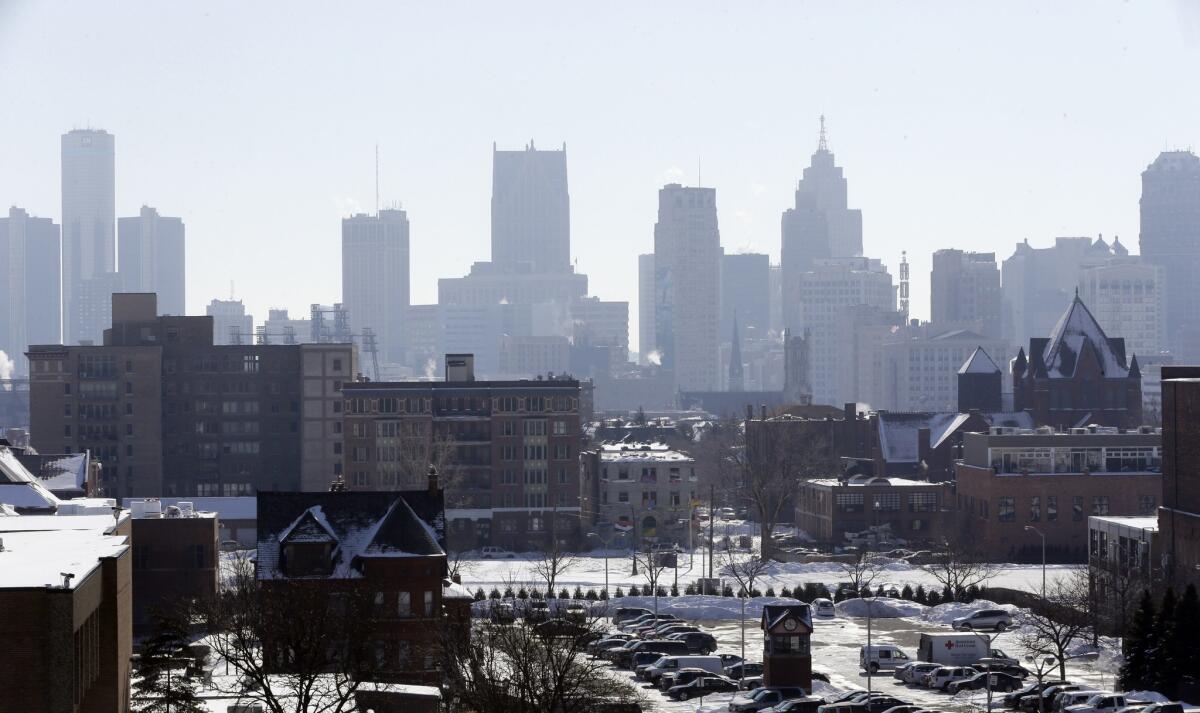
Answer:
xmin=708 ymin=483 xmax=715 ymax=583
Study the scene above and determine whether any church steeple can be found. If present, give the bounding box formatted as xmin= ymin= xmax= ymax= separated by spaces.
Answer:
xmin=728 ymin=317 xmax=745 ymax=392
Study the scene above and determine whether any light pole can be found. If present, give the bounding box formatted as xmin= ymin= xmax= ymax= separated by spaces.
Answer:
xmin=1025 ymin=525 xmax=1046 ymax=599
xmin=587 ymin=532 xmax=610 ymax=597
xmin=1025 ymin=654 xmax=1058 ymax=713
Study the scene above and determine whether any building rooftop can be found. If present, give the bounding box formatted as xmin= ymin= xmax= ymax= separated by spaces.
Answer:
xmin=808 ymin=476 xmax=940 ymax=488
xmin=0 ymin=529 xmax=129 ymax=590
xmin=127 ymin=498 xmax=217 ymax=520
xmin=959 ymin=346 xmax=1001 ymax=375
xmin=597 ymin=442 xmax=693 ymax=462
xmin=0 ymin=513 xmax=125 ymax=534
xmin=1090 ymin=515 xmax=1158 ymax=531
xmin=1038 ymin=295 xmax=1130 ymax=379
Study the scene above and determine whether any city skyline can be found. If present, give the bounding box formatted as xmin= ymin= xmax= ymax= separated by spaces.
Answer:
xmin=2 ymin=2 xmax=1200 ymax=355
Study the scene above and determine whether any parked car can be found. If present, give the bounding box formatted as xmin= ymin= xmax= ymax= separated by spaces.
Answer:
xmin=860 ymin=644 xmax=912 ymax=672
xmin=720 ymin=653 xmax=746 ymax=667
xmin=533 ymin=618 xmax=589 ymax=639
xmin=670 ymin=631 xmax=718 ymax=653
xmin=525 ymin=600 xmax=550 ymax=623
xmin=1005 ymin=682 xmax=1062 ymax=709
xmin=901 ymin=663 xmax=942 ymax=685
xmin=612 ymin=606 xmax=654 ymax=625
xmin=614 ymin=639 xmax=691 ymax=668
xmin=1064 ymin=694 xmax=1127 ymax=713
xmin=479 ymin=545 xmax=515 ymax=559
xmin=491 ymin=601 xmax=516 ymax=624
xmin=878 ymin=706 xmax=923 ymax=713
xmin=813 ymin=598 xmax=836 ymax=617
xmin=564 ymin=603 xmax=587 ymax=623
xmin=588 ymin=634 xmax=632 ymax=656
xmin=740 ymin=675 xmax=764 ymax=690
xmin=947 ymin=672 xmax=1024 ymax=694
xmin=1053 ymin=691 xmax=1105 ymax=712
xmin=1137 ymin=704 xmax=1184 ymax=713
xmin=730 ymin=687 xmax=808 ymax=712
xmin=1020 ymin=685 xmax=1083 ymax=712
xmin=642 ymin=654 xmax=724 ymax=683
xmin=820 ymin=696 xmax=911 ymax=713
xmin=662 ymin=666 xmax=724 ymax=691
xmin=726 ymin=662 xmax=765 ymax=679
xmin=761 ymin=697 xmax=824 ymax=713
xmin=925 ymin=666 xmax=978 ymax=691
xmin=669 ymin=675 xmax=739 ymax=701
xmin=952 ymin=608 xmax=1013 ymax=631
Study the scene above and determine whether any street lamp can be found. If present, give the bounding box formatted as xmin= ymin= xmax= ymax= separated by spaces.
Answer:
xmin=1025 ymin=525 xmax=1046 ymax=599
xmin=1025 ymin=654 xmax=1058 ymax=713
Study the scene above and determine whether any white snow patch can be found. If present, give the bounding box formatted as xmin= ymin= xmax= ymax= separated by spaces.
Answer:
xmin=921 ymin=599 xmax=1019 ymax=626
xmin=836 ymin=596 xmax=927 ymax=618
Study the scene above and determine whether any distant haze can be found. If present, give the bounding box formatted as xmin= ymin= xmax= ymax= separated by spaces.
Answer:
xmin=1 ymin=1 xmax=1198 ymax=351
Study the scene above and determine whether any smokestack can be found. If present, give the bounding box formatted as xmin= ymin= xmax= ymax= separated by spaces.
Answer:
xmin=428 ymin=464 xmax=440 ymax=495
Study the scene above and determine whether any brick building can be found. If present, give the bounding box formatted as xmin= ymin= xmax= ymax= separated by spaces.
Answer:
xmin=0 ymin=518 xmax=132 ymax=712
xmin=760 ymin=604 xmax=813 ymax=691
xmin=255 ymin=486 xmax=448 ymax=684
xmin=794 ymin=476 xmax=954 ymax=545
xmin=1158 ymin=366 xmax=1200 ymax=585
xmin=341 ymin=354 xmax=582 ymax=552
xmin=1012 ymin=294 xmax=1143 ymax=429
xmin=126 ymin=499 xmax=218 ymax=634
xmin=954 ymin=427 xmax=1161 ymax=561
xmin=580 ymin=442 xmax=697 ymax=547
xmin=26 ymin=293 xmax=353 ymax=498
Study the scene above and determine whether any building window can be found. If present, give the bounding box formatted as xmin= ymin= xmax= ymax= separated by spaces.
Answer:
xmin=558 ymin=467 xmax=567 ymax=484
xmin=874 ymin=493 xmax=900 ymax=511
xmin=424 ymin=591 xmax=434 ymax=617
xmin=555 ymin=444 xmax=569 ymax=460
xmin=1029 ymin=496 xmax=1040 ymax=522
xmin=998 ymin=497 xmax=1015 ymax=522
xmin=332 ymin=358 xmax=343 ymax=372
xmin=529 ymin=515 xmax=544 ymax=532
xmin=835 ymin=493 xmax=864 ymax=513
xmin=1139 ymin=495 xmax=1156 ymax=515
xmin=1047 ymin=496 xmax=1058 ymax=522
xmin=502 ymin=421 xmax=516 ymax=437
xmin=397 ymin=592 xmax=411 ymax=617
xmin=64 ymin=425 xmax=72 ymax=437
xmin=1072 ymin=497 xmax=1085 ymax=521
xmin=670 ymin=491 xmax=681 ymax=507
xmin=501 ymin=469 xmax=516 ymax=485
xmin=553 ymin=420 xmax=568 ymax=435
xmin=353 ymin=471 xmax=368 ymax=487
xmin=1092 ymin=496 xmax=1110 ymax=516
xmin=908 ymin=493 xmax=937 ymax=512
xmin=617 ymin=491 xmax=629 ymax=503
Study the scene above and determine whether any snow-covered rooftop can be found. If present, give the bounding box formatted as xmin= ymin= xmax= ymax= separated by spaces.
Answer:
xmin=808 ymin=477 xmax=940 ymax=488
xmin=0 ymin=447 xmax=62 ymax=511
xmin=598 ymin=442 xmax=692 ymax=462
xmin=0 ymin=529 xmax=129 ymax=589
xmin=877 ymin=412 xmax=969 ymax=462
xmin=1040 ymin=295 xmax=1129 ymax=379
xmin=0 ymin=513 xmax=124 ymax=534
xmin=1091 ymin=515 xmax=1158 ymax=530
xmin=158 ymin=496 xmax=256 ymax=520
xmin=958 ymin=346 xmax=1000 ymax=375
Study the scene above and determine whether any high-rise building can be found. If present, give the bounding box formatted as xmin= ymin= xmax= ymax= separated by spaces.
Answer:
xmin=653 ymin=184 xmax=722 ymax=391
xmin=781 ymin=118 xmax=863 ymax=332
xmin=118 ymin=206 xmax=185 ymax=316
xmin=1140 ymin=151 xmax=1200 ymax=360
xmin=569 ymin=296 xmax=629 ymax=372
xmin=491 ymin=141 xmax=570 ymax=274
xmin=0 ymin=208 xmax=61 ymax=374
xmin=26 ymin=293 xmax=354 ymax=497
xmin=1078 ymin=253 xmax=1165 ymax=362
xmin=1002 ymin=236 xmax=1101 ymax=350
xmin=798 ymin=257 xmax=894 ymax=406
xmin=258 ymin=308 xmax=311 ymax=345
xmin=638 ymin=253 xmax=656 ymax=364
xmin=341 ymin=209 xmax=410 ymax=363
xmin=882 ymin=326 xmax=1010 ymax=412
xmin=61 ymin=129 xmax=116 ymax=345
xmin=931 ymin=249 xmax=1002 ymax=338
xmin=721 ymin=252 xmax=771 ymax=339
xmin=205 ymin=298 xmax=253 ymax=345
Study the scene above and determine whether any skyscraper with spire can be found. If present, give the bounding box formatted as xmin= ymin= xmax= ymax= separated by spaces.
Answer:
xmin=781 ymin=117 xmax=863 ymax=333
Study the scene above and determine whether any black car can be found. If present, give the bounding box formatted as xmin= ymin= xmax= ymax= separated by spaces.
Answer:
xmin=725 ymin=662 xmax=765 ymax=679
xmin=1005 ymin=682 xmax=1057 ymax=709
xmin=614 ymin=640 xmax=690 ymax=668
xmin=667 ymin=675 xmax=738 ymax=701
xmin=533 ymin=618 xmax=589 ymax=639
xmin=947 ymin=672 xmax=1024 ymax=694
xmin=670 ymin=631 xmax=718 ymax=653
xmin=820 ymin=695 xmax=910 ymax=713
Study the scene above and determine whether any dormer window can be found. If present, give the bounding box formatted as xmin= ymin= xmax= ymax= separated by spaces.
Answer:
xmin=282 ymin=542 xmax=335 ymax=576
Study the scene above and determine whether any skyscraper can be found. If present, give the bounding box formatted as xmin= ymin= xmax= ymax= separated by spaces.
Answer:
xmin=930 ymin=249 xmax=1001 ymax=337
xmin=781 ymin=117 xmax=863 ymax=332
xmin=720 ymin=252 xmax=771 ymax=339
xmin=206 ymin=298 xmax=252 ymax=345
xmin=342 ymin=209 xmax=410 ymax=363
xmin=638 ymin=253 xmax=656 ymax=364
xmin=1140 ymin=150 xmax=1200 ymax=360
xmin=61 ymin=129 xmax=116 ymax=344
xmin=0 ymin=207 xmax=61 ymax=374
xmin=653 ymin=184 xmax=721 ymax=391
xmin=118 ymin=206 xmax=185 ymax=315
xmin=491 ymin=141 xmax=570 ymax=274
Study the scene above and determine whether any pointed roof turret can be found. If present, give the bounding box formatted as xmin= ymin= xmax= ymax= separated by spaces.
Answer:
xmin=1041 ymin=294 xmax=1129 ymax=378
xmin=1014 ymin=347 xmax=1028 ymax=377
xmin=1112 ymin=235 xmax=1129 ymax=256
xmin=958 ymin=346 xmax=1001 ymax=375
xmin=1129 ymin=354 xmax=1141 ymax=379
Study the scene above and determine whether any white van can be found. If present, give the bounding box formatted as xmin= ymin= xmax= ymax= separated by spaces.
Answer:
xmin=860 ymin=644 xmax=911 ymax=672
xmin=813 ymin=598 xmax=836 ymax=617
xmin=644 ymin=654 xmax=724 ymax=683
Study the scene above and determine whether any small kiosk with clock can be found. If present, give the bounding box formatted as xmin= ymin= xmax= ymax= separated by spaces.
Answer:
xmin=760 ymin=603 xmax=814 ymax=690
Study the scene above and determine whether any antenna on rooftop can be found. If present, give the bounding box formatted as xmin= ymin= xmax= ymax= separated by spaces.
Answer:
xmin=375 ymin=143 xmax=380 ymax=215
xmin=818 ymin=115 xmax=828 ymax=152
xmin=899 ymin=251 xmax=910 ymax=317
xmin=229 ymin=281 xmax=235 ymax=300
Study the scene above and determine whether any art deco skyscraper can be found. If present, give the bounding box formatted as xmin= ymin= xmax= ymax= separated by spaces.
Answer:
xmin=342 ymin=209 xmax=410 ymax=363
xmin=653 ymin=184 xmax=721 ymax=391
xmin=1140 ymin=150 xmax=1200 ymax=360
xmin=118 ymin=206 xmax=186 ymax=315
xmin=62 ymin=129 xmax=117 ymax=344
xmin=781 ymin=117 xmax=863 ymax=333
xmin=491 ymin=141 xmax=570 ymax=273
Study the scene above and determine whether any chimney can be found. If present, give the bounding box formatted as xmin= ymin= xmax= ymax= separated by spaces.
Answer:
xmin=428 ymin=464 xmax=440 ymax=495
xmin=760 ymin=404 xmax=767 ymax=420
xmin=445 ymin=353 xmax=475 ymax=382
xmin=917 ymin=427 xmax=932 ymax=470
xmin=746 ymin=404 xmax=753 ymax=422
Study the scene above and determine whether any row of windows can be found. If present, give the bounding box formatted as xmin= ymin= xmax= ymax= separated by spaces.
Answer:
xmin=601 ymin=490 xmax=689 ymax=507
xmin=961 ymin=494 xmax=1157 ymax=522
xmin=833 ymin=492 xmax=940 ymax=513
xmin=347 ymin=395 xmax=577 ymax=415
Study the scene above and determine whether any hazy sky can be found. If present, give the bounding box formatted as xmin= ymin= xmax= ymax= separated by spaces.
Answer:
xmin=2 ymin=1 xmax=1199 ymax=351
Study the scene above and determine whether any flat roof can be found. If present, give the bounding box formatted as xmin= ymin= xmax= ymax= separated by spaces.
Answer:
xmin=807 ymin=477 xmax=940 ymax=488
xmin=0 ymin=529 xmax=129 ymax=589
xmin=0 ymin=513 xmax=125 ymax=534
xmin=1090 ymin=515 xmax=1158 ymax=530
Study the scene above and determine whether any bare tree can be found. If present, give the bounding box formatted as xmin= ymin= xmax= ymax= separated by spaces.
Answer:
xmin=194 ymin=553 xmax=390 ymax=713
xmin=630 ymin=545 xmax=672 ymax=616
xmin=919 ymin=538 xmax=998 ymax=599
xmin=838 ymin=550 xmax=882 ymax=594
xmin=1015 ymin=576 xmax=1092 ymax=682
xmin=721 ymin=542 xmax=773 ymax=675
xmin=443 ymin=612 xmax=642 ymax=713
xmin=531 ymin=539 xmax=579 ymax=598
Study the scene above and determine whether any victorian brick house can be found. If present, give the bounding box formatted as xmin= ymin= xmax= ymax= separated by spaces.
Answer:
xmin=1013 ymin=294 xmax=1143 ymax=429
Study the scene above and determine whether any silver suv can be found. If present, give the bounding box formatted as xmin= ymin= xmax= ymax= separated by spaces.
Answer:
xmin=952 ymin=608 xmax=1013 ymax=631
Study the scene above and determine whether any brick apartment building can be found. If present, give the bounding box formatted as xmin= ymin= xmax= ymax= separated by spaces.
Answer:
xmin=580 ymin=442 xmax=698 ymax=547
xmin=954 ymin=426 xmax=1162 ymax=561
xmin=126 ymin=499 xmax=218 ymax=634
xmin=255 ymin=486 xmax=449 ymax=684
xmin=26 ymin=293 xmax=353 ymax=499
xmin=341 ymin=354 xmax=582 ymax=551
xmin=1158 ymin=366 xmax=1200 ymax=585
xmin=0 ymin=517 xmax=132 ymax=713
xmin=794 ymin=476 xmax=954 ymax=545
xmin=1013 ymin=295 xmax=1143 ymax=429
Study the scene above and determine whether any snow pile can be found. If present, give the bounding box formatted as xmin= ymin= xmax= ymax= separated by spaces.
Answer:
xmin=835 ymin=597 xmax=926 ymax=618
xmin=1125 ymin=691 xmax=1169 ymax=703
xmin=608 ymin=594 xmax=805 ymax=621
xmin=920 ymin=599 xmax=1018 ymax=626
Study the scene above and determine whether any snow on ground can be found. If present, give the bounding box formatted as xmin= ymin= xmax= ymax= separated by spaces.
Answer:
xmin=836 ymin=597 xmax=927 ymax=618
xmin=921 ymin=600 xmax=1021 ymax=626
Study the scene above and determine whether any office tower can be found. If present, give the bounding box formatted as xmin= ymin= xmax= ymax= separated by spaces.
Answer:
xmin=1078 ymin=253 xmax=1165 ymax=361
xmin=27 ymin=293 xmax=354 ymax=496
xmin=258 ymin=308 xmax=311 ymax=344
xmin=638 ymin=253 xmax=656 ymax=364
xmin=569 ymin=296 xmax=629 ymax=372
xmin=728 ymin=318 xmax=745 ymax=391
xmin=1140 ymin=150 xmax=1200 ymax=360
xmin=930 ymin=249 xmax=1001 ymax=338
xmin=882 ymin=325 xmax=1009 ymax=412
xmin=721 ymin=252 xmax=771 ymax=339
xmin=206 ymin=298 xmax=253 ymax=345
xmin=491 ymin=141 xmax=570 ymax=273
xmin=118 ymin=206 xmax=185 ymax=315
xmin=0 ymin=208 xmax=61 ymax=374
xmin=1002 ymin=236 xmax=1102 ymax=350
xmin=61 ymin=129 xmax=116 ymax=345
xmin=781 ymin=118 xmax=863 ymax=332
xmin=798 ymin=257 xmax=894 ymax=406
xmin=653 ymin=184 xmax=722 ymax=391
xmin=768 ymin=263 xmax=783 ymax=334
xmin=341 ymin=209 xmax=410 ymax=363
